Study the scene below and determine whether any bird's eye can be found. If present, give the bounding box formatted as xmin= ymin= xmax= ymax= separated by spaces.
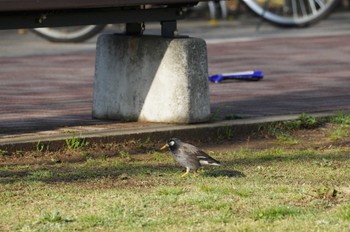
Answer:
xmin=169 ymin=141 xmax=175 ymax=146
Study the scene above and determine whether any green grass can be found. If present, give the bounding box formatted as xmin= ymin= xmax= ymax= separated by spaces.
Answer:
xmin=216 ymin=126 xmax=234 ymax=141
xmin=1 ymin=145 xmax=349 ymax=231
xmin=329 ymin=112 xmax=350 ymax=141
xmin=65 ymin=132 xmax=90 ymax=150
xmin=275 ymin=131 xmax=299 ymax=145
xmin=1 ymin=114 xmax=350 ymax=231
xmin=261 ymin=113 xmax=322 ymax=143
xmin=253 ymin=205 xmax=305 ymax=221
xmin=330 ymin=111 xmax=350 ymax=125
xmin=330 ymin=125 xmax=349 ymax=141
xmin=261 ymin=112 xmax=349 ymax=144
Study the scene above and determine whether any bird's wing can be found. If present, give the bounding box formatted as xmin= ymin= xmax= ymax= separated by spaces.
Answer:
xmin=195 ymin=150 xmax=221 ymax=166
xmin=180 ymin=143 xmax=201 ymax=159
xmin=179 ymin=143 xmax=221 ymax=166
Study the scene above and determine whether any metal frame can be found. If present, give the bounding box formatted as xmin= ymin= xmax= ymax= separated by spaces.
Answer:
xmin=0 ymin=5 xmax=191 ymax=30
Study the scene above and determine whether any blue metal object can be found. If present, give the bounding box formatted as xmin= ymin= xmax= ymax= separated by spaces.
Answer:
xmin=209 ymin=70 xmax=263 ymax=83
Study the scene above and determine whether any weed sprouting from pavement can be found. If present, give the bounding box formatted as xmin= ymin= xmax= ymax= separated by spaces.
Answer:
xmin=36 ymin=141 xmax=50 ymax=152
xmin=216 ymin=126 xmax=234 ymax=141
xmin=65 ymin=132 xmax=89 ymax=150
xmin=36 ymin=141 xmax=45 ymax=152
xmin=209 ymin=108 xmax=223 ymax=122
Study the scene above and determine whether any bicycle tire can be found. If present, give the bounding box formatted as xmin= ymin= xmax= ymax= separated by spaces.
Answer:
xmin=243 ymin=0 xmax=340 ymax=27
xmin=31 ymin=25 xmax=106 ymax=43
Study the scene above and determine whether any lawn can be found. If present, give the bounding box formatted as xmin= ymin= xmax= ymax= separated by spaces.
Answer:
xmin=0 ymin=113 xmax=349 ymax=231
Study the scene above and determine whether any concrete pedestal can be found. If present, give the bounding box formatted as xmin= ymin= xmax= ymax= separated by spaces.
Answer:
xmin=92 ymin=34 xmax=210 ymax=123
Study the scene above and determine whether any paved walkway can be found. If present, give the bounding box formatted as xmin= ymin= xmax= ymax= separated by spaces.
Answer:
xmin=1 ymin=19 xmax=350 ymax=145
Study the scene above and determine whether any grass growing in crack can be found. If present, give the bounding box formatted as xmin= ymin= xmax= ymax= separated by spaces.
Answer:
xmin=209 ymin=108 xmax=222 ymax=122
xmin=36 ymin=141 xmax=45 ymax=152
xmin=216 ymin=126 xmax=234 ymax=141
xmin=36 ymin=141 xmax=50 ymax=152
xmin=65 ymin=132 xmax=89 ymax=150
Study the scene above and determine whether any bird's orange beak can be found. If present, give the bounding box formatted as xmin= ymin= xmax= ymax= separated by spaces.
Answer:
xmin=160 ymin=144 xmax=168 ymax=150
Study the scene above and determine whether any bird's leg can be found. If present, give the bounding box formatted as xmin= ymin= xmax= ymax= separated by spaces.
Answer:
xmin=181 ymin=167 xmax=190 ymax=178
xmin=193 ymin=170 xmax=198 ymax=177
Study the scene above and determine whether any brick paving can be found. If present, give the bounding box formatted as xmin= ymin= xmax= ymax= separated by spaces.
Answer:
xmin=1 ymin=33 xmax=350 ymax=140
xmin=208 ymin=35 xmax=350 ymax=117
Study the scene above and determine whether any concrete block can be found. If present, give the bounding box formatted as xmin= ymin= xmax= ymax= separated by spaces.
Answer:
xmin=92 ymin=34 xmax=210 ymax=123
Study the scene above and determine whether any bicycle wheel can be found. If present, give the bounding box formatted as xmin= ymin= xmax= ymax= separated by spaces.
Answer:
xmin=31 ymin=25 xmax=106 ymax=43
xmin=243 ymin=0 xmax=340 ymax=27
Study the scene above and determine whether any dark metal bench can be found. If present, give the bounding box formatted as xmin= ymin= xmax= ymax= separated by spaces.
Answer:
xmin=0 ymin=1 xmax=209 ymax=36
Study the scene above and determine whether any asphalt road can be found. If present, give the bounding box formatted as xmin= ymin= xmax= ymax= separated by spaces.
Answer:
xmin=1 ymin=10 xmax=350 ymax=140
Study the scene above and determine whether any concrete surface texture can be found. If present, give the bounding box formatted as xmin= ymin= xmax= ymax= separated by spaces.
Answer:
xmin=0 ymin=11 xmax=350 ymax=144
xmin=93 ymin=34 xmax=210 ymax=123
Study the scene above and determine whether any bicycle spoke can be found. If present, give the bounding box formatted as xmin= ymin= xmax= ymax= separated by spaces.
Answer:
xmin=291 ymin=0 xmax=298 ymax=19
xmin=315 ymin=0 xmax=326 ymax=8
xmin=300 ymin=0 xmax=308 ymax=18
xmin=308 ymin=0 xmax=318 ymax=15
xmin=243 ymin=0 xmax=338 ymax=27
xmin=261 ymin=0 xmax=271 ymax=17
